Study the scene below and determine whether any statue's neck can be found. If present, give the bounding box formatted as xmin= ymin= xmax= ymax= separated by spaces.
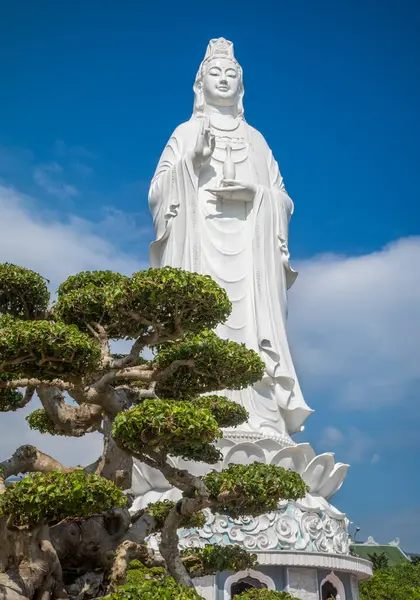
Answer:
xmin=203 ymin=104 xmax=236 ymax=117
xmin=203 ymin=104 xmax=242 ymax=132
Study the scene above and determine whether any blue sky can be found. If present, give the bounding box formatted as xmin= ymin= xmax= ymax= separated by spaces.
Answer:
xmin=1 ymin=0 xmax=419 ymax=551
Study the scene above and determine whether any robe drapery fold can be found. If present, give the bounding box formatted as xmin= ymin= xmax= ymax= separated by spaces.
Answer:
xmin=149 ymin=118 xmax=312 ymax=437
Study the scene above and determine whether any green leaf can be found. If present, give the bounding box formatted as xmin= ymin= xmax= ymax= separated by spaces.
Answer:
xmin=155 ymin=331 xmax=265 ymax=398
xmin=0 ymin=470 xmax=127 ymax=526
xmin=0 ymin=263 xmax=49 ymax=320
xmin=0 ymin=315 xmax=101 ymax=378
xmin=204 ymin=463 xmax=308 ymax=519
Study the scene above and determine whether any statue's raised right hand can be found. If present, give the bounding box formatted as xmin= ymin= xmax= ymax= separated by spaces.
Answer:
xmin=192 ymin=118 xmax=215 ymax=169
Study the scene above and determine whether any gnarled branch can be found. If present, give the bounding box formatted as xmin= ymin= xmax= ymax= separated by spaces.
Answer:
xmin=86 ymin=322 xmax=112 ymax=369
xmin=159 ymin=483 xmax=210 ymax=588
xmin=95 ymin=417 xmax=132 ymax=489
xmin=0 ymin=445 xmax=72 ymax=479
xmin=37 ymin=385 xmax=103 ymax=437
xmin=108 ymin=540 xmax=164 ymax=591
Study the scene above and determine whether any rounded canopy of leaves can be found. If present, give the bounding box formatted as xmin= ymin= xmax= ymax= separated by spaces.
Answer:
xmin=169 ymin=440 xmax=223 ymax=464
xmin=106 ymin=580 xmax=201 ymax=600
xmin=181 ymin=545 xmax=257 ymax=577
xmin=0 ymin=315 xmax=101 ymax=378
xmin=235 ymin=591 xmax=300 ymax=600
xmin=0 ymin=470 xmax=127 ymax=526
xmin=146 ymin=500 xmax=206 ymax=531
xmin=155 ymin=331 xmax=265 ymax=398
xmin=54 ymin=270 xmax=129 ymax=336
xmin=0 ymin=263 xmax=49 ymax=319
xmin=188 ymin=395 xmax=248 ymax=428
xmin=114 ymin=267 xmax=232 ymax=338
xmin=54 ymin=267 xmax=231 ymax=340
xmin=204 ymin=463 xmax=308 ymax=519
xmin=112 ymin=398 xmax=221 ymax=457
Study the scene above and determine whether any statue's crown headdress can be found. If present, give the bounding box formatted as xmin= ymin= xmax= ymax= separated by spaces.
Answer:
xmin=193 ymin=37 xmax=244 ymax=119
xmin=203 ymin=37 xmax=236 ymax=63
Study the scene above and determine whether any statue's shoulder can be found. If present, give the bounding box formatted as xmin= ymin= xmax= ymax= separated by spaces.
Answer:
xmin=246 ymin=123 xmax=271 ymax=152
xmin=170 ymin=119 xmax=200 ymax=141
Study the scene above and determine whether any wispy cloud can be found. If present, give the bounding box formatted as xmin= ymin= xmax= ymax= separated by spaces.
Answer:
xmin=0 ymin=181 xmax=147 ymax=468
xmin=33 ymin=162 xmax=80 ymax=200
xmin=370 ymin=453 xmax=380 ymax=465
xmin=0 ymin=183 xmax=145 ymax=290
xmin=53 ymin=140 xmax=98 ymax=160
xmin=318 ymin=425 xmax=377 ymax=464
xmin=289 ymin=237 xmax=420 ymax=411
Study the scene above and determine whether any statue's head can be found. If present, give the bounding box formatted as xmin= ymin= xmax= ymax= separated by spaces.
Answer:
xmin=193 ymin=38 xmax=244 ymax=118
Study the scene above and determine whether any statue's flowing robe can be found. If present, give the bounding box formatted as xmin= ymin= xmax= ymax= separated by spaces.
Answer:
xmin=148 ymin=117 xmax=312 ymax=438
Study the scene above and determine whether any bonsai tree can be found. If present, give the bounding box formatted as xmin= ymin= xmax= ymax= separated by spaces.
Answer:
xmin=0 ymin=263 xmax=307 ymax=600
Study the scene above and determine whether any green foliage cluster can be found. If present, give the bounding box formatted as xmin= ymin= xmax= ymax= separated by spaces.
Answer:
xmin=235 ymin=591 xmax=299 ymax=600
xmin=204 ymin=463 xmax=308 ymax=519
xmin=146 ymin=500 xmax=206 ymax=530
xmin=0 ymin=263 xmax=50 ymax=319
xmin=112 ymin=398 xmax=221 ymax=458
xmin=367 ymin=551 xmax=390 ymax=571
xmin=106 ymin=580 xmax=201 ymax=600
xmin=189 ymin=395 xmax=248 ymax=428
xmin=155 ymin=331 xmax=265 ymax=398
xmin=359 ymin=561 xmax=420 ymax=600
xmin=54 ymin=271 xmax=129 ymax=336
xmin=114 ymin=267 xmax=232 ymax=337
xmin=169 ymin=440 xmax=223 ymax=464
xmin=26 ymin=408 xmax=61 ymax=435
xmin=0 ymin=372 xmax=24 ymax=411
xmin=0 ymin=315 xmax=101 ymax=378
xmin=125 ymin=560 xmax=166 ymax=586
xmin=181 ymin=545 xmax=257 ymax=577
xmin=54 ymin=267 xmax=231 ymax=340
xmin=0 ymin=470 xmax=127 ymax=526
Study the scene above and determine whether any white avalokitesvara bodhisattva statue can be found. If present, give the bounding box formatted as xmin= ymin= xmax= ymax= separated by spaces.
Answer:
xmin=148 ymin=37 xmax=312 ymax=441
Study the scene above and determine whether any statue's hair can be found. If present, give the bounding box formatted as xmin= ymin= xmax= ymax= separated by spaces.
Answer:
xmin=192 ymin=57 xmax=245 ymax=119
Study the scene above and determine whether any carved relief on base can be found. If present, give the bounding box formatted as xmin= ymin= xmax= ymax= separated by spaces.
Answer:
xmin=179 ymin=502 xmax=351 ymax=555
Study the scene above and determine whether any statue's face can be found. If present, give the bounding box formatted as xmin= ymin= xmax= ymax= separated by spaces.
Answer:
xmin=202 ymin=58 xmax=240 ymax=108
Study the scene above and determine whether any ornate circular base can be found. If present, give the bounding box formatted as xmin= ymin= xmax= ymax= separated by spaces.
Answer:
xmin=222 ymin=428 xmax=296 ymax=449
xmin=179 ymin=502 xmax=351 ymax=556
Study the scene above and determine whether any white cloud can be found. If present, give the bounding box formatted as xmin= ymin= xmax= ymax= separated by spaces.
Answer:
xmin=319 ymin=426 xmax=344 ymax=445
xmin=53 ymin=140 xmax=98 ymax=160
xmin=0 ymin=182 xmax=148 ymax=467
xmin=370 ymin=453 xmax=381 ymax=465
xmin=289 ymin=237 xmax=420 ymax=410
xmin=33 ymin=162 xmax=79 ymax=200
xmin=318 ymin=426 xmax=376 ymax=464
xmin=0 ymin=183 xmax=144 ymax=290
